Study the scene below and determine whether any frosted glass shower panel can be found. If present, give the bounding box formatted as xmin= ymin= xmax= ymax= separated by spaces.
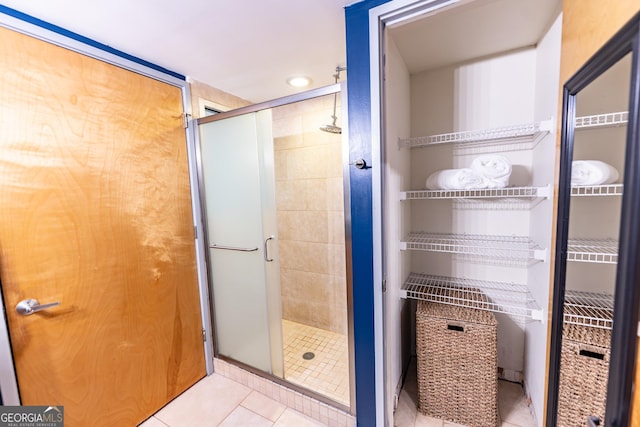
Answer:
xmin=199 ymin=110 xmax=282 ymax=374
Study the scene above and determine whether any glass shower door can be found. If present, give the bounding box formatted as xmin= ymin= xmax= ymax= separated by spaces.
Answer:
xmin=199 ymin=110 xmax=283 ymax=377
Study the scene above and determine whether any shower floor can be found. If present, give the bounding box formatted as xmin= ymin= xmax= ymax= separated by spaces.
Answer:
xmin=282 ymin=319 xmax=350 ymax=406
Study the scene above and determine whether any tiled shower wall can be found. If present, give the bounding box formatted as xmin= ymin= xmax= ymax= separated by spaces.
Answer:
xmin=272 ymin=95 xmax=348 ymax=335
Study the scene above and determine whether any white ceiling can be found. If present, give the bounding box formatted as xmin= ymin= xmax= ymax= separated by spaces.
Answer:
xmin=388 ymin=0 xmax=562 ymax=74
xmin=0 ymin=0 xmax=354 ymax=103
xmin=1 ymin=0 xmax=561 ymax=104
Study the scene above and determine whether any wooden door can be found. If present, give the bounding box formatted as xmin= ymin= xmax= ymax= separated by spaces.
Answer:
xmin=0 ymin=26 xmax=205 ymax=425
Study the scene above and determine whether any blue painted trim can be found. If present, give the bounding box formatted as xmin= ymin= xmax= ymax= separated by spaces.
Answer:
xmin=345 ymin=1 xmax=390 ymax=425
xmin=0 ymin=4 xmax=185 ymax=81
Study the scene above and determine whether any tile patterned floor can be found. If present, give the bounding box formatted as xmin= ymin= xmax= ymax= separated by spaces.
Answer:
xmin=282 ymin=320 xmax=350 ymax=406
xmin=138 ymin=372 xmax=352 ymax=427
xmin=394 ymin=359 xmax=537 ymax=427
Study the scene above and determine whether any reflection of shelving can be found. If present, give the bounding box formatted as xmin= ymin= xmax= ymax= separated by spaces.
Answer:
xmin=564 ymin=290 xmax=614 ymax=330
xmin=401 ymin=186 xmax=551 ymax=201
xmin=400 ymin=232 xmax=546 ymax=263
xmin=401 ymin=273 xmax=543 ymax=320
xmin=567 ymin=238 xmax=618 ymax=264
xmin=575 ymin=111 xmax=628 ymax=129
xmin=398 ymin=119 xmax=553 ymax=151
xmin=571 ymin=184 xmax=623 ymax=196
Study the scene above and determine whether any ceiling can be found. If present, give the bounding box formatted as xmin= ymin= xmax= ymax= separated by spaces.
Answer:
xmin=0 ymin=0 xmax=354 ymax=103
xmin=388 ymin=0 xmax=562 ymax=74
xmin=0 ymin=0 xmax=561 ymax=104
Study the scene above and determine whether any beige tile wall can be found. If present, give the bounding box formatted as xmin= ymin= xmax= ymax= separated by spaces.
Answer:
xmin=272 ymin=94 xmax=348 ymax=335
xmin=188 ymin=78 xmax=251 ymax=117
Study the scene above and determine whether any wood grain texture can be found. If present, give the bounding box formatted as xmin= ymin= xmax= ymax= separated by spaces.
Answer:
xmin=554 ymin=2 xmax=640 ymax=426
xmin=560 ymin=0 xmax=640 ymax=84
xmin=0 ymin=27 xmax=205 ymax=426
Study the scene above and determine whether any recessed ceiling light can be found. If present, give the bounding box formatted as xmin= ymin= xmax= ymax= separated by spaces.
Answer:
xmin=287 ymin=76 xmax=311 ymax=88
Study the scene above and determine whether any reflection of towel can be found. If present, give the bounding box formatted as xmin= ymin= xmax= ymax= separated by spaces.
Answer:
xmin=426 ymin=168 xmax=488 ymax=190
xmin=470 ymin=155 xmax=511 ymax=188
xmin=571 ymin=160 xmax=619 ymax=186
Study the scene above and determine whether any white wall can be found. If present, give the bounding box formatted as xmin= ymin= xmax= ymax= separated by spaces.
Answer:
xmin=526 ymin=12 xmax=563 ymax=425
xmin=409 ymin=49 xmax=538 ymax=376
xmin=383 ymin=33 xmax=411 ymax=422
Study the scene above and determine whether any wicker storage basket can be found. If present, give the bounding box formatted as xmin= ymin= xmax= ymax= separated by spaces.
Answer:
xmin=557 ymin=318 xmax=611 ymax=427
xmin=416 ymin=293 xmax=498 ymax=427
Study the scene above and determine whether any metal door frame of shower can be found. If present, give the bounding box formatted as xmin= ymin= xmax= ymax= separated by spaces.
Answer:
xmin=0 ymin=4 xmax=214 ymax=404
xmin=193 ymin=82 xmax=357 ymax=413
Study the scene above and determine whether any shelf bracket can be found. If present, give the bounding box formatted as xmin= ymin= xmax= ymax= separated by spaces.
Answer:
xmin=534 ymin=249 xmax=548 ymax=263
xmin=531 ymin=309 xmax=544 ymax=322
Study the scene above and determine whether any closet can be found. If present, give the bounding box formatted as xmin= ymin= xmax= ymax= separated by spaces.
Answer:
xmin=380 ymin=0 xmax=562 ymax=424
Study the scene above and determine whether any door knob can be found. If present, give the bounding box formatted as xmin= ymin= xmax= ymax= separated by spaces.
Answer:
xmin=16 ymin=298 xmax=60 ymax=316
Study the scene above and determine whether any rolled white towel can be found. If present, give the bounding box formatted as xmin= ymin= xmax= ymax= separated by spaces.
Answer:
xmin=571 ymin=160 xmax=619 ymax=186
xmin=426 ymin=168 xmax=488 ymax=190
xmin=470 ymin=154 xmax=511 ymax=188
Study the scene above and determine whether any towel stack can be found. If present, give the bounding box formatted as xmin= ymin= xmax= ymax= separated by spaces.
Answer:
xmin=571 ymin=160 xmax=619 ymax=186
xmin=425 ymin=155 xmax=512 ymax=190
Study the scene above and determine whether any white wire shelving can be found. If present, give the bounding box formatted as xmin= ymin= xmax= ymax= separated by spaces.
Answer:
xmin=401 ymin=186 xmax=551 ymax=210
xmin=571 ymin=184 xmax=623 ymax=196
xmin=567 ymin=238 xmax=618 ymax=264
xmin=398 ymin=119 xmax=554 ymax=153
xmin=400 ymin=273 xmax=543 ymax=320
xmin=400 ymin=185 xmax=551 ymax=201
xmin=564 ymin=290 xmax=614 ymax=330
xmin=400 ymin=232 xmax=547 ymax=264
xmin=575 ymin=111 xmax=628 ymax=129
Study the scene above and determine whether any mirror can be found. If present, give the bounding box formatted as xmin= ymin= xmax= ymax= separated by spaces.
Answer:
xmin=548 ymin=15 xmax=640 ymax=427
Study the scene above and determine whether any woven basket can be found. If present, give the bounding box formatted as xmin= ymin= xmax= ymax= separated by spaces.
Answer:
xmin=557 ymin=322 xmax=611 ymax=427
xmin=416 ymin=293 xmax=498 ymax=427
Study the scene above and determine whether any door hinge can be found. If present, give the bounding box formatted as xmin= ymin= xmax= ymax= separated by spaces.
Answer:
xmin=382 ymin=279 xmax=387 ymax=292
xmin=183 ymin=113 xmax=191 ymax=129
xmin=193 ymin=225 xmax=197 ymax=240
xmin=202 ymin=328 xmax=207 ymax=342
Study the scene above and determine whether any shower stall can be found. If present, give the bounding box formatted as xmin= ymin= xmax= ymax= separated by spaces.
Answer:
xmin=195 ymin=83 xmax=353 ymax=409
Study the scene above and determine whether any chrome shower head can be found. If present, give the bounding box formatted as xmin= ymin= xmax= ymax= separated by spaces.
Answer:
xmin=320 ymin=66 xmax=345 ymax=135
xmin=320 ymin=122 xmax=342 ymax=134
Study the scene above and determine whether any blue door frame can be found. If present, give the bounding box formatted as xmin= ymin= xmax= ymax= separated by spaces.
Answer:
xmin=345 ymin=1 xmax=391 ymax=425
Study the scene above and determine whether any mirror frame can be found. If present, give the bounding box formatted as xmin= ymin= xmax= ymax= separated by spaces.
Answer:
xmin=547 ymin=12 xmax=640 ymax=427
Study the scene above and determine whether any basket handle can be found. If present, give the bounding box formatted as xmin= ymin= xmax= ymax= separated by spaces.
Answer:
xmin=578 ymin=347 xmax=605 ymax=360
xmin=447 ymin=323 xmax=465 ymax=332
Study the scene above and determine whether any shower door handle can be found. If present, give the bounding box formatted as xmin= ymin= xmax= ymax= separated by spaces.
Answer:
xmin=264 ymin=236 xmax=275 ymax=262
xmin=209 ymin=244 xmax=258 ymax=252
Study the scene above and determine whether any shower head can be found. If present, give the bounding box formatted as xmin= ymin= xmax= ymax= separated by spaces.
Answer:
xmin=320 ymin=122 xmax=342 ymax=134
xmin=320 ymin=66 xmax=346 ymax=135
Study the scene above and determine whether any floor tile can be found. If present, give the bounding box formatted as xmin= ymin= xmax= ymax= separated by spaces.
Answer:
xmin=273 ymin=408 xmax=326 ymax=426
xmin=394 ymin=389 xmax=418 ymax=426
xmin=498 ymin=382 xmax=535 ymax=427
xmin=415 ymin=413 xmax=443 ymax=426
xmin=241 ymin=391 xmax=287 ymax=422
xmin=153 ymin=373 xmax=251 ymax=427
xmin=219 ymin=406 xmax=273 ymax=427
xmin=282 ymin=320 xmax=350 ymax=406
xmin=137 ymin=416 xmax=169 ymax=427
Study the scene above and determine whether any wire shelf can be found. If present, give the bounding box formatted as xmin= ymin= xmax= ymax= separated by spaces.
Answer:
xmin=571 ymin=184 xmax=623 ymax=196
xmin=564 ymin=290 xmax=614 ymax=330
xmin=401 ymin=273 xmax=543 ymax=320
xmin=575 ymin=111 xmax=628 ymax=129
xmin=401 ymin=186 xmax=551 ymax=201
xmin=398 ymin=119 xmax=553 ymax=150
xmin=400 ymin=232 xmax=546 ymax=263
xmin=567 ymin=238 xmax=618 ymax=264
